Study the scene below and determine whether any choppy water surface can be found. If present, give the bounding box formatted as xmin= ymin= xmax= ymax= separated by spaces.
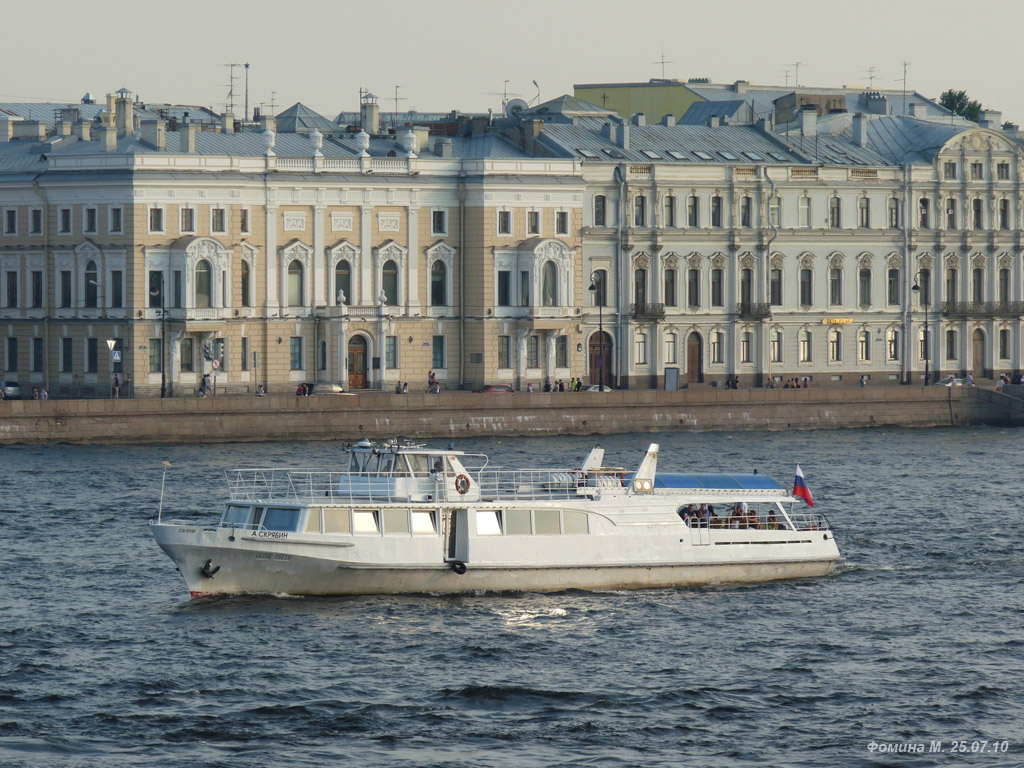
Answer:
xmin=2 ymin=427 xmax=1023 ymax=767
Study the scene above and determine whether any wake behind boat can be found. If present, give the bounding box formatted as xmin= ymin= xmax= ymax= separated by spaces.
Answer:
xmin=150 ymin=439 xmax=840 ymax=598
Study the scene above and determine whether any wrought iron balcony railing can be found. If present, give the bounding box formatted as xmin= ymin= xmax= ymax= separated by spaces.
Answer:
xmin=942 ymin=301 xmax=1024 ymax=318
xmin=630 ymin=302 xmax=666 ymax=320
xmin=737 ymin=302 xmax=772 ymax=319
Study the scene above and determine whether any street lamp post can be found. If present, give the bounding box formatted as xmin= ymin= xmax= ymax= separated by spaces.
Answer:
xmin=912 ymin=271 xmax=930 ymax=385
xmin=589 ymin=272 xmax=604 ymax=391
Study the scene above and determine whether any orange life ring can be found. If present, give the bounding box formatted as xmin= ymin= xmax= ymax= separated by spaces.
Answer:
xmin=455 ymin=474 xmax=470 ymax=495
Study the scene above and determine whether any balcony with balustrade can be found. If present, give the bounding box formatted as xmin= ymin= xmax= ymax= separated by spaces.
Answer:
xmin=942 ymin=301 xmax=1024 ymax=318
xmin=630 ymin=302 xmax=665 ymax=320
xmin=737 ymin=302 xmax=772 ymax=319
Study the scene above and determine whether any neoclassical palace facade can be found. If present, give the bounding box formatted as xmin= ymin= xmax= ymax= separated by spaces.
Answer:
xmin=0 ymin=93 xmax=1022 ymax=396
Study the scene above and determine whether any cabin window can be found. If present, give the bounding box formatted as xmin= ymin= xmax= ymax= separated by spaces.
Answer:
xmin=392 ymin=455 xmax=413 ymax=477
xmin=411 ymin=511 xmax=436 ymax=535
xmin=476 ymin=510 xmax=502 ymax=536
xmin=353 ymin=510 xmax=379 ymax=534
xmin=223 ymin=504 xmax=251 ymax=526
xmin=263 ymin=507 xmax=301 ymax=532
xmin=562 ymin=510 xmax=589 ymax=534
xmin=535 ymin=509 xmax=561 ymax=535
xmin=305 ymin=509 xmax=322 ymax=533
xmin=382 ymin=508 xmax=410 ymax=534
xmin=323 ymin=508 xmax=351 ymax=534
xmin=504 ymin=509 xmax=532 ymax=535
xmin=408 ymin=454 xmax=431 ymax=477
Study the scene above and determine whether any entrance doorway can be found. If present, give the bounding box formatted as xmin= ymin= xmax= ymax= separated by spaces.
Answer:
xmin=588 ymin=331 xmax=613 ymax=386
xmin=972 ymin=329 xmax=985 ymax=379
xmin=347 ymin=336 xmax=367 ymax=389
xmin=686 ymin=332 xmax=704 ymax=384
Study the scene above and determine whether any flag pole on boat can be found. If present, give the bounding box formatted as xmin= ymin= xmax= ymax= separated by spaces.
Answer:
xmin=158 ymin=461 xmax=171 ymax=523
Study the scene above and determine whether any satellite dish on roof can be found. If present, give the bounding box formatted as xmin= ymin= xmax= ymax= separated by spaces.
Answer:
xmin=505 ymin=98 xmax=529 ymax=118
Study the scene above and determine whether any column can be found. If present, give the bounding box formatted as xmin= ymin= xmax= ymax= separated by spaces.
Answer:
xmin=360 ymin=205 xmax=372 ymax=305
xmin=407 ymin=206 xmax=419 ymax=310
xmin=313 ymin=205 xmax=326 ymax=306
xmin=265 ymin=205 xmax=278 ymax=308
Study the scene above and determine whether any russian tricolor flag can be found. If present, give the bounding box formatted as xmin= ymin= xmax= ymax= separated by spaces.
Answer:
xmin=793 ymin=465 xmax=814 ymax=507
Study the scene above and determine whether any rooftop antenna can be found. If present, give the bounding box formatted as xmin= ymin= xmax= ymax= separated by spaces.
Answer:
xmin=901 ymin=60 xmax=911 ymax=116
xmin=652 ymin=47 xmax=674 ymax=79
xmin=222 ymin=63 xmax=241 ymax=114
xmin=485 ymin=80 xmax=520 ymax=112
xmin=781 ymin=69 xmax=791 ymax=88
xmin=268 ymin=90 xmax=277 ymax=117
xmin=392 ymin=85 xmax=408 ymax=130
xmin=244 ymin=63 xmax=250 ymax=123
xmin=862 ymin=66 xmax=878 ymax=88
xmin=791 ymin=61 xmax=804 ymax=88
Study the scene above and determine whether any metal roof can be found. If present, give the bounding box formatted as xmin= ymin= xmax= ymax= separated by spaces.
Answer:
xmin=275 ymin=102 xmax=342 ymax=134
xmin=652 ymin=473 xmax=784 ymax=492
xmin=678 ymin=100 xmax=752 ymax=125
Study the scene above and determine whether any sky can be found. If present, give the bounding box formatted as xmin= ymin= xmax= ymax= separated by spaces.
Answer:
xmin=2 ymin=0 xmax=1021 ymax=124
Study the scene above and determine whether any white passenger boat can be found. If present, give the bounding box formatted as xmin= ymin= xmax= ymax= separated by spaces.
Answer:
xmin=150 ymin=439 xmax=840 ymax=598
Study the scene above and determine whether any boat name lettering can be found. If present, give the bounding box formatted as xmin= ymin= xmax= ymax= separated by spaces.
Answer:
xmin=253 ymin=531 xmax=289 ymax=539
xmin=177 ymin=527 xmax=196 ymax=533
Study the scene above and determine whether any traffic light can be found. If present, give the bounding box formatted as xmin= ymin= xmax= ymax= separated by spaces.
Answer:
xmin=203 ymin=342 xmax=212 ymax=361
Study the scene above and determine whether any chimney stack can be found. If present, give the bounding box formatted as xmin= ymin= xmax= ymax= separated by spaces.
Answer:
xmin=0 ymin=116 xmax=16 ymax=142
xmin=800 ymin=105 xmax=817 ymax=137
xmin=852 ymin=113 xmax=867 ymax=147
xmin=114 ymin=89 xmax=134 ymax=137
xmin=73 ymin=120 xmax=91 ymax=142
xmin=360 ymin=92 xmax=380 ymax=134
xmin=180 ymin=121 xmax=197 ymax=153
xmin=600 ymin=122 xmax=617 ymax=144
xmin=979 ymin=109 xmax=1002 ymax=129
xmin=221 ymin=113 xmax=235 ymax=134
xmin=661 ymin=114 xmax=676 ymax=127
xmin=12 ymin=120 xmax=46 ymax=141
xmin=259 ymin=114 xmax=276 ymax=134
xmin=141 ymin=119 xmax=166 ymax=150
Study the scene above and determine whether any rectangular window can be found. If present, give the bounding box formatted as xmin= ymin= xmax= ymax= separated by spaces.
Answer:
xmin=6 ymin=337 xmax=16 ymax=371
xmin=971 ymin=162 xmax=984 ymax=180
xmin=664 ymin=269 xmax=677 ymax=307
xmin=972 ymin=268 xmax=984 ymax=304
xmin=800 ymin=269 xmax=813 ymax=306
xmin=943 ymin=162 xmax=957 ymax=180
xmin=687 ymin=196 xmax=699 ymax=227
xmin=946 ymin=198 xmax=957 ymax=230
xmin=4 ymin=208 xmax=16 ymax=235
xmin=180 ymin=338 xmax=194 ymax=372
xmin=997 ymin=163 xmax=1010 ymax=180
xmin=84 ymin=207 xmax=98 ymax=234
xmin=30 ymin=208 xmax=42 ymax=235
xmin=110 ymin=270 xmax=123 ymax=308
xmin=526 ymin=335 xmax=539 ymax=368
xmin=946 ymin=330 xmax=958 ymax=361
xmin=31 ymin=271 xmax=42 ymax=308
xmin=665 ymin=333 xmax=677 ymax=364
xmin=5 ymin=271 xmax=16 ymax=308
xmin=740 ymin=197 xmax=752 ymax=227
xmin=887 ymin=330 xmax=900 ymax=361
xmin=61 ymin=337 xmax=73 ymax=373
xmin=770 ymin=330 xmax=782 ymax=363
xmin=859 ymin=331 xmax=870 ymax=362
xmin=829 ymin=268 xmax=842 ymax=306
xmin=431 ymin=335 xmax=445 ymax=369
xmin=289 ymin=337 xmax=303 ymax=370
xmin=556 ymin=336 xmax=568 ymax=368
xmin=829 ymin=198 xmax=841 ymax=228
xmin=497 ymin=271 xmax=511 ymax=306
xmin=1000 ymin=199 xmax=1010 ymax=230
xmin=946 ymin=269 xmax=959 ymax=303
xmin=633 ymin=197 xmax=646 ymax=227
xmin=740 ymin=331 xmax=752 ymax=363
xmin=769 ymin=196 xmax=781 ymax=227
xmin=634 ymin=332 xmax=647 ymax=365
xmin=149 ymin=338 xmax=162 ymax=373
xmin=60 ymin=270 xmax=71 ymax=308
xmin=110 ymin=207 xmax=123 ymax=234
xmin=799 ymin=197 xmax=811 ymax=227
xmin=86 ymin=338 xmax=97 ymax=373
xmin=710 ymin=196 xmax=722 ymax=227
xmin=888 ymin=269 xmax=900 ymax=305
xmin=148 ymin=271 xmax=163 ymax=308
xmin=149 ymin=207 xmax=164 ymax=233
xmin=999 ymin=269 xmax=1010 ymax=304
xmin=687 ymin=269 xmax=699 ymax=308
xmin=555 ymin=210 xmax=569 ymax=235
xmin=519 ymin=270 xmax=530 ymax=306
xmin=858 ymin=198 xmax=870 ymax=228
xmin=711 ymin=332 xmax=723 ymax=364
xmin=663 ymin=197 xmax=675 ymax=228
xmin=211 ymin=207 xmax=227 ymax=233
xmin=919 ymin=198 xmax=930 ymax=229
xmin=799 ymin=331 xmax=812 ymax=363
xmin=594 ymin=196 xmax=606 ymax=227
xmin=919 ymin=329 xmax=930 ymax=362
xmin=859 ymin=269 xmax=871 ymax=307
xmin=770 ymin=269 xmax=782 ymax=306
xmin=240 ymin=337 xmax=249 ymax=371
xmin=31 ymin=337 xmax=43 ymax=372
xmin=498 ymin=335 xmax=511 ymax=369
xmin=498 ymin=210 xmax=512 ymax=235
xmin=180 ymin=207 xmax=195 ymax=233
xmin=711 ymin=269 xmax=723 ymax=307
xmin=59 ymin=208 xmax=72 ymax=234
xmin=972 ymin=198 xmax=983 ymax=229
xmin=527 ymin=210 xmax=541 ymax=235
xmin=830 ymin=331 xmax=842 ymax=362
xmin=240 ymin=208 xmax=250 ymax=234
xmin=917 ymin=269 xmax=932 ymax=306
xmin=431 ymin=210 xmax=447 ymax=235
xmin=385 ymin=335 xmax=397 ymax=369
xmin=172 ymin=271 xmax=182 ymax=309
xmin=888 ymin=198 xmax=899 ymax=228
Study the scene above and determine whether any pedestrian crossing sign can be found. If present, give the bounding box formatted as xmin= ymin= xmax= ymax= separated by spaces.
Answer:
xmin=112 ymin=351 xmax=122 ymax=362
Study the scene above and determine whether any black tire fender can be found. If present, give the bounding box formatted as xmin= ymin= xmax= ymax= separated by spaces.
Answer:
xmin=451 ymin=561 xmax=467 ymax=575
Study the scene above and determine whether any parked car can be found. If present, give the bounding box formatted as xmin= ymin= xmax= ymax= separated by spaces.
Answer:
xmin=933 ymin=376 xmax=963 ymax=387
xmin=310 ymin=382 xmax=349 ymax=395
xmin=585 ymin=384 xmax=613 ymax=392
xmin=0 ymin=380 xmax=21 ymax=399
xmin=473 ymin=385 xmax=516 ymax=393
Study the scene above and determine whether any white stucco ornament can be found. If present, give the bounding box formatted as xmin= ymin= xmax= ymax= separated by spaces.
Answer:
xmin=356 ymin=130 xmax=370 ymax=157
xmin=400 ymin=130 xmax=417 ymax=156
xmin=310 ymin=129 xmax=323 ymax=157
xmin=263 ymin=129 xmax=276 ymax=156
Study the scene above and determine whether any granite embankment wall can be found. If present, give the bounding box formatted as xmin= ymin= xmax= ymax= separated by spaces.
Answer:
xmin=0 ymin=386 xmax=1020 ymax=445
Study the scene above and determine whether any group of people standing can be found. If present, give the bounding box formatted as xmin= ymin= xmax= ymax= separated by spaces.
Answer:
xmin=539 ymin=378 xmax=585 ymax=392
xmin=678 ymin=502 xmax=784 ymax=530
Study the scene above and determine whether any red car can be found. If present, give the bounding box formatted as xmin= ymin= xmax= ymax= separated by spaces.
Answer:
xmin=473 ymin=385 xmax=516 ymax=393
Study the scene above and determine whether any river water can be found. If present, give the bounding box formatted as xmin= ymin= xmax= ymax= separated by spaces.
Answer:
xmin=1 ymin=427 xmax=1022 ymax=767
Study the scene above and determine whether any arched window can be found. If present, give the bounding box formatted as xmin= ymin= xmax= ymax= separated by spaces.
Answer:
xmin=542 ymin=261 xmax=558 ymax=306
xmin=84 ymin=260 xmax=98 ymax=308
xmin=196 ymin=259 xmax=212 ymax=308
xmin=335 ymin=260 xmax=351 ymax=305
xmin=431 ymin=260 xmax=447 ymax=306
xmin=591 ymin=269 xmax=607 ymax=306
xmin=382 ymin=260 xmax=398 ymax=306
xmin=240 ymin=261 xmax=251 ymax=307
xmin=287 ymin=259 xmax=303 ymax=307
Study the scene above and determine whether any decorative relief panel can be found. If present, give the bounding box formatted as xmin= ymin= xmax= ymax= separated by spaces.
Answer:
xmin=917 ymin=254 xmax=933 ymax=270
xmin=770 ymin=253 xmax=784 ymax=270
xmin=998 ymin=252 xmax=1012 ymax=269
xmin=663 ymin=253 xmax=679 ymax=269
xmin=633 ymin=252 xmax=650 ymax=270
xmin=886 ymin=253 xmax=903 ymax=270
xmin=711 ymin=253 xmax=726 ymax=269
xmin=858 ymin=254 xmax=873 ymax=269
xmin=944 ymin=253 xmax=961 ymax=269
xmin=331 ymin=213 xmax=354 ymax=232
xmin=377 ymin=213 xmax=400 ymax=232
xmin=739 ymin=252 xmax=756 ymax=270
xmin=971 ymin=252 xmax=987 ymax=269
xmin=283 ymin=214 xmax=306 ymax=231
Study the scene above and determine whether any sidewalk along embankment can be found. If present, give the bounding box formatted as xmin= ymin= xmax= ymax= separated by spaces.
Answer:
xmin=0 ymin=385 xmax=1016 ymax=445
